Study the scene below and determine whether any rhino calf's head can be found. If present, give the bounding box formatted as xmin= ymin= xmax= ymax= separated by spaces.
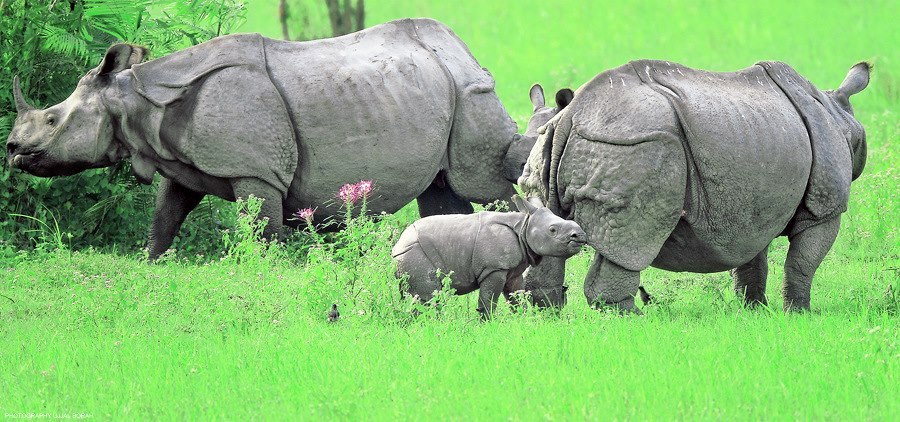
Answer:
xmin=512 ymin=195 xmax=586 ymax=258
xmin=6 ymin=44 xmax=146 ymax=176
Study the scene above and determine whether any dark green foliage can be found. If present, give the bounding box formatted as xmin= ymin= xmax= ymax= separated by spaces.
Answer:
xmin=0 ymin=0 xmax=246 ymax=252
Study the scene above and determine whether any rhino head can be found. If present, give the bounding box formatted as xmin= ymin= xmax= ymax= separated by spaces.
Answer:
xmin=512 ymin=195 xmax=586 ymax=258
xmin=6 ymin=44 xmax=146 ymax=176
xmin=825 ymin=62 xmax=871 ymax=181
xmin=501 ymin=84 xmax=574 ymax=182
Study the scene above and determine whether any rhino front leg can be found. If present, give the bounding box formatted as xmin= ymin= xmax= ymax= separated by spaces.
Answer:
xmin=477 ymin=270 xmax=507 ymax=320
xmin=584 ymin=251 xmax=642 ymax=314
xmin=231 ymin=178 xmax=283 ymax=240
xmin=522 ymin=256 xmax=568 ymax=309
xmin=783 ymin=217 xmax=840 ymax=312
xmin=148 ymin=178 xmax=205 ymax=260
xmin=416 ymin=173 xmax=474 ymax=217
xmin=731 ymin=246 xmax=769 ymax=307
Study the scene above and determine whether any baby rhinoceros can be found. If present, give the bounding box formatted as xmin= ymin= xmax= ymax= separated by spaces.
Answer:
xmin=392 ymin=196 xmax=587 ymax=318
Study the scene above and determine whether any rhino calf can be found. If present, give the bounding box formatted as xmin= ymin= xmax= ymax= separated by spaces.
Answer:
xmin=392 ymin=196 xmax=587 ymax=318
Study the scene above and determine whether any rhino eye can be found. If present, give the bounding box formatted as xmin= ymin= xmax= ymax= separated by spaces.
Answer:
xmin=46 ymin=116 xmax=56 ymax=126
xmin=549 ymin=226 xmax=557 ymax=234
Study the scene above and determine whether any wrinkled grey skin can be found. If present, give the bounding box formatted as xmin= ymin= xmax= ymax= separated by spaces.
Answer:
xmin=6 ymin=19 xmax=533 ymax=259
xmin=520 ymin=60 xmax=870 ymax=313
xmin=392 ymin=196 xmax=586 ymax=318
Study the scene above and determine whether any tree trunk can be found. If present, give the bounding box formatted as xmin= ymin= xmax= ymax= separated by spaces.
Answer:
xmin=324 ymin=0 xmax=364 ymax=37
xmin=279 ymin=0 xmax=290 ymax=40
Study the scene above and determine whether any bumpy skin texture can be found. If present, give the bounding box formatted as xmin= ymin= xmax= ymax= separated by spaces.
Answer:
xmin=5 ymin=19 xmax=521 ymax=259
xmin=520 ymin=60 xmax=870 ymax=312
xmin=392 ymin=197 xmax=586 ymax=318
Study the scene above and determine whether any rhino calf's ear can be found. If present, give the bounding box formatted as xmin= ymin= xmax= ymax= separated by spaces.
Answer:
xmin=98 ymin=44 xmax=148 ymax=76
xmin=837 ymin=61 xmax=872 ymax=99
xmin=530 ymin=84 xmax=546 ymax=109
xmin=555 ymin=88 xmax=574 ymax=110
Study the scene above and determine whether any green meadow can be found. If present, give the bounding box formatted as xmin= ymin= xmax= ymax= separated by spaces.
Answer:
xmin=2 ymin=0 xmax=898 ymax=419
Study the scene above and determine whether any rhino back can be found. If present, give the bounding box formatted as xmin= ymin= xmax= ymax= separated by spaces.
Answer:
xmin=263 ymin=20 xmax=455 ymax=218
xmin=393 ymin=212 xmax=525 ymax=286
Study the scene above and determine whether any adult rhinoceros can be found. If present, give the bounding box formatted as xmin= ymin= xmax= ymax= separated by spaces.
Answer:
xmin=6 ymin=18 xmax=534 ymax=259
xmin=519 ymin=60 xmax=871 ymax=312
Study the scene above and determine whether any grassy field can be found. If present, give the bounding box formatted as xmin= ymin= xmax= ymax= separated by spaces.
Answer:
xmin=2 ymin=0 xmax=898 ymax=419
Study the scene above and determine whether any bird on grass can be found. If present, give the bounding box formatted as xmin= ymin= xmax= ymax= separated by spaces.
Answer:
xmin=328 ymin=303 xmax=340 ymax=322
xmin=638 ymin=286 xmax=654 ymax=305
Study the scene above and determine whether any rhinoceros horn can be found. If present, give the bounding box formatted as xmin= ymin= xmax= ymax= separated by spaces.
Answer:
xmin=13 ymin=76 xmax=33 ymax=113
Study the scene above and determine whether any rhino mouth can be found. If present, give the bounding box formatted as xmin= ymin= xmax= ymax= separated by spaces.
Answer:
xmin=9 ymin=150 xmax=84 ymax=177
xmin=566 ymin=239 xmax=586 ymax=254
xmin=8 ymin=150 xmax=40 ymax=169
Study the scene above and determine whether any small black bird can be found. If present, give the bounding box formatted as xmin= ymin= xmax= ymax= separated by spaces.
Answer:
xmin=638 ymin=286 xmax=654 ymax=305
xmin=328 ymin=303 xmax=340 ymax=322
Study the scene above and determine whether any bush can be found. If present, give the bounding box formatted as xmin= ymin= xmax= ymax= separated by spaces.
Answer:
xmin=0 ymin=0 xmax=246 ymax=252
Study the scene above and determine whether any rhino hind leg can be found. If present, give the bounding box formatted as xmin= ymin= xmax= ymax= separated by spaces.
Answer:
xmin=782 ymin=217 xmax=841 ymax=312
xmin=395 ymin=246 xmax=441 ymax=303
xmin=730 ymin=246 xmax=769 ymax=307
xmin=148 ymin=178 xmax=205 ymax=260
xmin=584 ymin=251 xmax=642 ymax=314
xmin=416 ymin=172 xmax=474 ymax=217
xmin=445 ymin=89 xmax=519 ymax=204
xmin=231 ymin=178 xmax=283 ymax=240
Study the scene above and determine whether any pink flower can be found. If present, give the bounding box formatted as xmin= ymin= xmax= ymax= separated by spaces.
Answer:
xmin=338 ymin=183 xmax=359 ymax=204
xmin=293 ymin=207 xmax=316 ymax=223
xmin=356 ymin=180 xmax=373 ymax=199
xmin=337 ymin=180 xmax=375 ymax=205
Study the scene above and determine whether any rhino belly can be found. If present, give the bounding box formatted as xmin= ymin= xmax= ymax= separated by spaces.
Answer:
xmin=264 ymin=27 xmax=454 ymax=219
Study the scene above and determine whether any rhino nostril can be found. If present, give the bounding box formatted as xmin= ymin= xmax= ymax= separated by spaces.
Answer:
xmin=6 ymin=142 xmax=18 ymax=155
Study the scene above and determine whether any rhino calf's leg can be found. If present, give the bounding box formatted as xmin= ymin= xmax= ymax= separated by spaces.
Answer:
xmin=148 ymin=178 xmax=205 ymax=260
xmin=783 ymin=217 xmax=841 ymax=312
xmin=231 ymin=178 xmax=283 ymax=240
xmin=477 ymin=270 xmax=508 ymax=320
xmin=416 ymin=174 xmax=474 ymax=217
xmin=730 ymin=246 xmax=769 ymax=307
xmin=584 ymin=252 xmax=642 ymax=314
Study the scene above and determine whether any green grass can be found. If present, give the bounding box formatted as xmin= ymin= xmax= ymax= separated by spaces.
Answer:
xmin=2 ymin=0 xmax=899 ymax=419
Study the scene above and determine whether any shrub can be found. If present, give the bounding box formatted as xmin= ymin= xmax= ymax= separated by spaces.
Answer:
xmin=0 ymin=0 xmax=246 ymax=253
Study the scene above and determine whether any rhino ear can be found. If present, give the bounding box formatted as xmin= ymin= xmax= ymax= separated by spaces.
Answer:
xmin=530 ymin=84 xmax=545 ymax=109
xmin=98 ymin=44 xmax=148 ymax=76
xmin=555 ymin=88 xmax=574 ymax=110
xmin=837 ymin=61 xmax=871 ymax=99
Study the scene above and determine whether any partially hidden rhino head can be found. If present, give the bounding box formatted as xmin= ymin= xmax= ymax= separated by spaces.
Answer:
xmin=6 ymin=44 xmax=146 ymax=176
xmin=501 ymin=84 xmax=574 ymax=183
xmin=824 ymin=62 xmax=871 ymax=181
xmin=512 ymin=195 xmax=586 ymax=258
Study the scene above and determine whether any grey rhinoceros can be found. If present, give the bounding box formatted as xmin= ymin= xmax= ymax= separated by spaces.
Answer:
xmin=6 ymin=18 xmax=534 ymax=259
xmin=519 ymin=60 xmax=871 ymax=312
xmin=392 ymin=195 xmax=586 ymax=318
